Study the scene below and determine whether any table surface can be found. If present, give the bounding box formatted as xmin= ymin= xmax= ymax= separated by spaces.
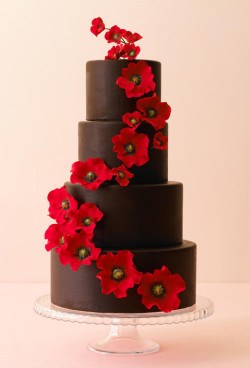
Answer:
xmin=1 ymin=283 xmax=250 ymax=368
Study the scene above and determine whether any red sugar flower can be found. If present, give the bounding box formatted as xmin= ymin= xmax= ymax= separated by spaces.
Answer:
xmin=105 ymin=25 xmax=126 ymax=44
xmin=105 ymin=45 xmax=124 ymax=60
xmin=111 ymin=164 xmax=134 ymax=186
xmin=137 ymin=94 xmax=171 ymax=130
xmin=44 ymin=222 xmax=75 ymax=253
xmin=69 ymin=203 xmax=103 ymax=234
xmin=59 ymin=232 xmax=101 ymax=271
xmin=153 ymin=132 xmax=168 ymax=150
xmin=123 ymin=31 xmax=142 ymax=43
xmin=47 ymin=186 xmax=78 ymax=224
xmin=122 ymin=111 xmax=142 ymax=130
xmin=112 ymin=127 xmax=149 ymax=168
xmin=137 ymin=266 xmax=185 ymax=313
xmin=116 ymin=61 xmax=156 ymax=98
xmin=96 ymin=250 xmax=143 ymax=298
xmin=123 ymin=43 xmax=140 ymax=60
xmin=70 ymin=158 xmax=113 ymax=191
xmin=90 ymin=17 xmax=105 ymax=37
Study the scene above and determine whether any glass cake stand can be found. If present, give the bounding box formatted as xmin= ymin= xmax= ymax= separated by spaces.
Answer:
xmin=33 ymin=294 xmax=214 ymax=355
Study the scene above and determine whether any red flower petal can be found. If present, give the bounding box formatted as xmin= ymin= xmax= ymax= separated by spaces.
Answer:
xmin=105 ymin=45 xmax=124 ymax=60
xmin=153 ymin=132 xmax=168 ymax=150
xmin=137 ymin=266 xmax=185 ymax=313
xmin=68 ymin=202 xmax=103 ymax=234
xmin=112 ymin=128 xmax=149 ymax=168
xmin=111 ymin=164 xmax=134 ymax=186
xmin=116 ymin=61 xmax=156 ymax=98
xmin=105 ymin=25 xmax=126 ymax=44
xmin=90 ymin=17 xmax=105 ymax=37
xmin=47 ymin=186 xmax=78 ymax=224
xmin=44 ymin=222 xmax=75 ymax=252
xmin=122 ymin=43 xmax=140 ymax=60
xmin=96 ymin=250 xmax=143 ymax=298
xmin=137 ymin=95 xmax=171 ymax=130
xmin=59 ymin=232 xmax=101 ymax=271
xmin=122 ymin=111 xmax=142 ymax=130
xmin=96 ymin=252 xmax=115 ymax=274
xmin=70 ymin=158 xmax=113 ymax=191
xmin=123 ymin=31 xmax=142 ymax=43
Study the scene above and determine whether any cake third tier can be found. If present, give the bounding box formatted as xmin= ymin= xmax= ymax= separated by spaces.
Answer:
xmin=66 ymin=181 xmax=183 ymax=249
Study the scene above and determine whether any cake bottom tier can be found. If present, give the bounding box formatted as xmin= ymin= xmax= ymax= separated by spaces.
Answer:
xmin=51 ymin=240 xmax=196 ymax=313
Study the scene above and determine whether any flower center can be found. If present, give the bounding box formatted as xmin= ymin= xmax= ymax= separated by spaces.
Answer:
xmin=82 ymin=217 xmax=92 ymax=227
xmin=98 ymin=25 xmax=102 ymax=29
xmin=128 ymin=49 xmax=136 ymax=57
xmin=130 ymin=75 xmax=141 ymax=85
xmin=151 ymin=283 xmax=166 ymax=298
xmin=130 ymin=118 xmax=138 ymax=126
xmin=61 ymin=199 xmax=70 ymax=210
xmin=146 ymin=108 xmax=157 ymax=118
xmin=124 ymin=143 xmax=135 ymax=155
xmin=113 ymin=33 xmax=120 ymax=41
xmin=77 ymin=247 xmax=90 ymax=261
xmin=85 ymin=171 xmax=97 ymax=182
xmin=156 ymin=139 xmax=162 ymax=146
xmin=112 ymin=267 xmax=125 ymax=281
xmin=118 ymin=171 xmax=126 ymax=179
xmin=59 ymin=236 xmax=65 ymax=245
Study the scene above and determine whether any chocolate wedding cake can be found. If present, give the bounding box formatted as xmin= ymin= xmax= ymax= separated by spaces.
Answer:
xmin=46 ymin=19 xmax=196 ymax=314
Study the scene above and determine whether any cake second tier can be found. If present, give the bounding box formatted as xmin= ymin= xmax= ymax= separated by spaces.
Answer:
xmin=66 ymin=181 xmax=183 ymax=249
xmin=78 ymin=121 xmax=168 ymax=184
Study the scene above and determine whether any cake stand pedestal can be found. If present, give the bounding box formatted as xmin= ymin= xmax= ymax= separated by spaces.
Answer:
xmin=33 ymin=294 xmax=214 ymax=355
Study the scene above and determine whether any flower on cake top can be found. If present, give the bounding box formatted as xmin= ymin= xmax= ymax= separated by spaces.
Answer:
xmin=105 ymin=25 xmax=126 ymax=44
xmin=105 ymin=45 xmax=124 ymax=60
xmin=47 ymin=186 xmax=78 ymax=224
xmin=111 ymin=164 xmax=134 ymax=186
xmin=96 ymin=250 xmax=143 ymax=298
xmin=116 ymin=61 xmax=156 ymax=98
xmin=153 ymin=132 xmax=168 ymax=150
xmin=122 ymin=111 xmax=142 ymax=130
xmin=68 ymin=203 xmax=103 ymax=234
xmin=90 ymin=17 xmax=105 ymax=37
xmin=59 ymin=232 xmax=101 ymax=271
xmin=137 ymin=94 xmax=171 ymax=131
xmin=70 ymin=158 xmax=113 ymax=191
xmin=122 ymin=43 xmax=141 ymax=60
xmin=123 ymin=31 xmax=142 ymax=43
xmin=90 ymin=18 xmax=142 ymax=61
xmin=137 ymin=266 xmax=185 ymax=313
xmin=112 ymin=127 xmax=149 ymax=168
xmin=45 ymin=222 xmax=75 ymax=253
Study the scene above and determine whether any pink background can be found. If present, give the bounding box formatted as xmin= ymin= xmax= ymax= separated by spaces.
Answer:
xmin=0 ymin=0 xmax=250 ymax=282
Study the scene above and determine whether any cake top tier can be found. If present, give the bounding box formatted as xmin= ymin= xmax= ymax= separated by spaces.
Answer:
xmin=86 ymin=59 xmax=161 ymax=121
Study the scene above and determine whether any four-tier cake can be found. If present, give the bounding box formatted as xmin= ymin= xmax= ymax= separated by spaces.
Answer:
xmin=45 ymin=18 xmax=196 ymax=314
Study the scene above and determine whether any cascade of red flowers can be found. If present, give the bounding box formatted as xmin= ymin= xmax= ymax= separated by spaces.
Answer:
xmin=44 ymin=17 xmax=185 ymax=313
xmin=90 ymin=18 xmax=142 ymax=61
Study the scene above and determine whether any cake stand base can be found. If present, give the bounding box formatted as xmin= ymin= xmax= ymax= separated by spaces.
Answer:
xmin=88 ymin=324 xmax=159 ymax=355
xmin=33 ymin=295 xmax=214 ymax=355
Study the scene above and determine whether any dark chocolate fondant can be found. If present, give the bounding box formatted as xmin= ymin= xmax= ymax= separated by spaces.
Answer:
xmin=65 ymin=181 xmax=183 ymax=249
xmin=78 ymin=121 xmax=168 ymax=184
xmin=51 ymin=240 xmax=196 ymax=313
xmin=86 ymin=60 xmax=161 ymax=120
